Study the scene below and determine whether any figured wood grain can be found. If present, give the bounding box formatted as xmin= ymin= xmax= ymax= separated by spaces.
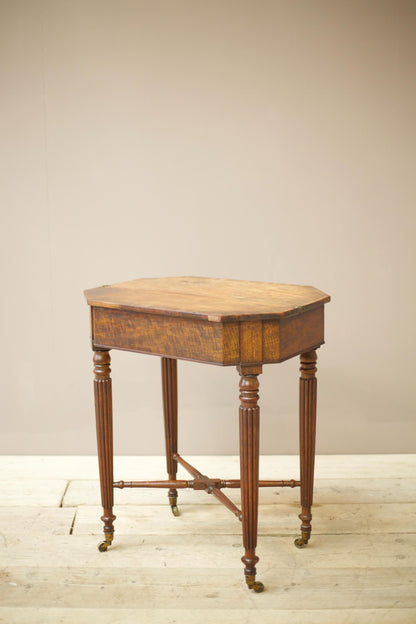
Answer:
xmin=239 ymin=321 xmax=262 ymax=365
xmin=263 ymin=306 xmax=325 ymax=363
xmin=85 ymin=276 xmax=330 ymax=322
xmin=92 ymin=307 xmax=239 ymax=364
xmin=92 ymin=306 xmax=325 ymax=365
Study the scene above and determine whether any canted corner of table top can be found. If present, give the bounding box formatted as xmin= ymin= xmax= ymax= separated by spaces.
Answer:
xmin=85 ymin=276 xmax=330 ymax=366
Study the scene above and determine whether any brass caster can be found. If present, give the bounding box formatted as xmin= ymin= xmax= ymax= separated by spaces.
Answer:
xmin=294 ymin=537 xmax=308 ymax=549
xmin=246 ymin=575 xmax=265 ymax=593
xmin=98 ymin=533 xmax=113 ymax=552
xmin=171 ymin=504 xmax=179 ymax=517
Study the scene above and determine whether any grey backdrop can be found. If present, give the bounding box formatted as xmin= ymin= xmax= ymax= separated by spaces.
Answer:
xmin=1 ymin=0 xmax=415 ymax=455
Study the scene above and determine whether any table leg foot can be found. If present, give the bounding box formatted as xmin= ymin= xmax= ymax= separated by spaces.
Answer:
xmin=294 ymin=533 xmax=309 ymax=548
xmin=170 ymin=504 xmax=179 ymax=516
xmin=168 ymin=489 xmax=179 ymax=516
xmin=98 ymin=532 xmax=114 ymax=552
xmin=245 ymin=574 xmax=265 ymax=592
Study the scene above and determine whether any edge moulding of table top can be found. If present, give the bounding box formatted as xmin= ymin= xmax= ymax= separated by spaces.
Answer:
xmin=84 ymin=276 xmax=331 ymax=593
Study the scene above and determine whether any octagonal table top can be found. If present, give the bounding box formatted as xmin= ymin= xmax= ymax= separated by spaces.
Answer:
xmin=84 ymin=276 xmax=330 ymax=323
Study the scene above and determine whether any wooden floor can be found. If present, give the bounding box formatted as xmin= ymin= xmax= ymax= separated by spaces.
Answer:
xmin=0 ymin=455 xmax=415 ymax=623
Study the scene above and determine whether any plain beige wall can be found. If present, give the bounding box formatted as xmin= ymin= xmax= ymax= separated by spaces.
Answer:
xmin=1 ymin=0 xmax=415 ymax=455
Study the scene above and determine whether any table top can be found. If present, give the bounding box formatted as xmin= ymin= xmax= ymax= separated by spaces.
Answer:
xmin=84 ymin=277 xmax=330 ymax=323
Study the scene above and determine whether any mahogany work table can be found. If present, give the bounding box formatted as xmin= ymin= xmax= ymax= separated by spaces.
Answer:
xmin=84 ymin=276 xmax=330 ymax=592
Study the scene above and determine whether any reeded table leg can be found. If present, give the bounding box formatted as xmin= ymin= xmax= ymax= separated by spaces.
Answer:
xmin=295 ymin=350 xmax=318 ymax=548
xmin=161 ymin=357 xmax=179 ymax=516
xmin=239 ymin=369 xmax=264 ymax=592
xmin=94 ymin=349 xmax=116 ymax=551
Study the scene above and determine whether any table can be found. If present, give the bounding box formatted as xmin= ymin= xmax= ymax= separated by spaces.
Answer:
xmin=84 ymin=276 xmax=330 ymax=592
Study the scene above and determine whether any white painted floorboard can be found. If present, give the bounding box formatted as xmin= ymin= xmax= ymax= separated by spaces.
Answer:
xmin=0 ymin=455 xmax=415 ymax=623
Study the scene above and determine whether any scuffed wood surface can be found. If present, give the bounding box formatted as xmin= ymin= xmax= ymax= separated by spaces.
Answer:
xmin=1 ymin=608 xmax=415 ymax=624
xmin=2 ymin=534 xmax=415 ymax=569
xmin=2 ymin=608 xmax=416 ymax=624
xmin=1 ymin=455 xmax=415 ymax=623
xmin=72 ymin=502 xmax=416 ymax=536
xmin=0 ymin=507 xmax=75 ymax=536
xmin=0 ymin=479 xmax=68 ymax=507
xmin=1 ymin=566 xmax=415 ymax=609
xmin=84 ymin=276 xmax=330 ymax=322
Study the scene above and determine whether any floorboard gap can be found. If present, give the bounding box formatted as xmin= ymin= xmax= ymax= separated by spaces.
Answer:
xmin=59 ymin=481 xmax=71 ymax=508
xmin=69 ymin=509 xmax=77 ymax=535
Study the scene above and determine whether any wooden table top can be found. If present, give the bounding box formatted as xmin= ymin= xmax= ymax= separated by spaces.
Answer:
xmin=84 ymin=277 xmax=330 ymax=323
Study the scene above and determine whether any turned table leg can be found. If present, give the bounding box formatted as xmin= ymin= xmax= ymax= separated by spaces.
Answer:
xmin=295 ymin=350 xmax=318 ymax=548
xmin=161 ymin=357 xmax=179 ymax=516
xmin=239 ymin=369 xmax=264 ymax=592
xmin=93 ymin=349 xmax=116 ymax=552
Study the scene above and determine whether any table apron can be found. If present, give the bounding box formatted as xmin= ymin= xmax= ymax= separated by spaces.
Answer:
xmin=91 ymin=306 xmax=325 ymax=365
